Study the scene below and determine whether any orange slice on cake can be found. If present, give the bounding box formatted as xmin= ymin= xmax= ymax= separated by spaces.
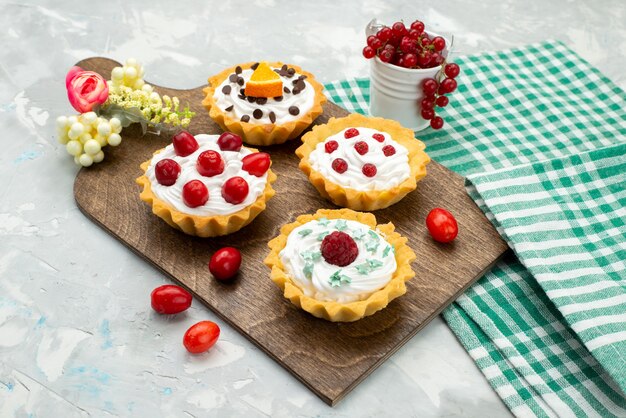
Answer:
xmin=245 ymin=62 xmax=283 ymax=98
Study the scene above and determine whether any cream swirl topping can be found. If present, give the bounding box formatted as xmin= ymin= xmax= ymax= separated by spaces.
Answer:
xmin=146 ymin=134 xmax=268 ymax=216
xmin=308 ymin=127 xmax=410 ymax=191
xmin=279 ymin=218 xmax=397 ymax=303
xmin=213 ymin=67 xmax=315 ymax=125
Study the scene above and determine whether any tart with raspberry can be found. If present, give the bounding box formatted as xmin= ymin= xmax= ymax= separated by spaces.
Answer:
xmin=202 ymin=62 xmax=326 ymax=146
xmin=296 ymin=113 xmax=430 ymax=211
xmin=264 ymin=208 xmax=416 ymax=322
xmin=136 ymin=131 xmax=277 ymax=237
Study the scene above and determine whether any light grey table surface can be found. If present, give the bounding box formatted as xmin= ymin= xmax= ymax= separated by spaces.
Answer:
xmin=1 ymin=1 xmax=624 ymax=417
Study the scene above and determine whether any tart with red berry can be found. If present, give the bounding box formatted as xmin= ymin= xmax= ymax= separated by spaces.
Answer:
xmin=296 ymin=113 xmax=430 ymax=211
xmin=264 ymin=208 xmax=416 ymax=322
xmin=136 ymin=131 xmax=277 ymax=237
xmin=202 ymin=62 xmax=326 ymax=146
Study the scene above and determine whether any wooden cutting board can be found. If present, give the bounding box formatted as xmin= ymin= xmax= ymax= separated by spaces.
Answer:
xmin=73 ymin=57 xmax=508 ymax=406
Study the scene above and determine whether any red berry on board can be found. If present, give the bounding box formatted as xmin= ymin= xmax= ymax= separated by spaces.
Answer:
xmin=321 ymin=231 xmax=358 ymax=267
xmin=155 ymin=158 xmax=181 ymax=186
xmin=151 ymin=285 xmax=192 ymax=314
xmin=372 ymin=133 xmax=385 ymax=142
xmin=410 ymin=20 xmax=425 ymax=34
xmin=421 ymin=97 xmax=435 ymax=110
xmin=382 ymin=145 xmax=396 ymax=156
xmin=325 ymin=140 xmax=339 ymax=153
xmin=439 ymin=78 xmax=458 ymax=94
xmin=362 ymin=46 xmax=376 ymax=59
xmin=392 ymin=21 xmax=407 ymax=37
xmin=332 ymin=158 xmax=348 ymax=173
xmin=377 ymin=27 xmax=392 ymax=42
xmin=209 ymin=247 xmax=242 ymax=281
xmin=344 ymin=128 xmax=360 ymax=138
xmin=196 ymin=150 xmax=224 ymax=177
xmin=217 ymin=132 xmax=242 ymax=152
xmin=422 ymin=78 xmax=438 ymax=96
xmin=183 ymin=321 xmax=220 ymax=354
xmin=354 ymin=141 xmax=369 ymax=155
xmin=241 ymin=152 xmax=270 ymax=177
xmin=421 ymin=108 xmax=435 ymax=120
xmin=221 ymin=176 xmax=249 ymax=204
xmin=404 ymin=53 xmax=417 ymax=68
xmin=173 ymin=131 xmax=199 ymax=157
xmin=436 ymin=95 xmax=449 ymax=107
xmin=430 ymin=116 xmax=444 ymax=129
xmin=417 ymin=51 xmax=432 ymax=68
xmin=362 ymin=163 xmax=377 ymax=177
xmin=426 ymin=208 xmax=458 ymax=243
xmin=432 ymin=36 xmax=446 ymax=52
xmin=444 ymin=63 xmax=460 ymax=78
xmin=182 ymin=180 xmax=209 ymax=208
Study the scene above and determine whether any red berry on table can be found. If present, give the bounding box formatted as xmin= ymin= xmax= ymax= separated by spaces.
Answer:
xmin=362 ymin=163 xmax=377 ymax=177
xmin=321 ymin=231 xmax=358 ymax=267
xmin=183 ymin=321 xmax=220 ymax=354
xmin=155 ymin=158 xmax=181 ymax=186
xmin=392 ymin=21 xmax=407 ymax=37
xmin=421 ymin=108 xmax=435 ymax=120
xmin=426 ymin=208 xmax=458 ymax=243
xmin=221 ymin=176 xmax=249 ymax=204
xmin=377 ymin=27 xmax=392 ymax=42
xmin=173 ymin=131 xmax=199 ymax=157
xmin=404 ymin=53 xmax=417 ymax=68
xmin=151 ymin=284 xmax=192 ymax=315
xmin=379 ymin=49 xmax=394 ymax=63
xmin=422 ymin=78 xmax=438 ymax=96
xmin=421 ymin=97 xmax=435 ymax=110
xmin=432 ymin=36 xmax=446 ymax=52
xmin=354 ymin=141 xmax=369 ymax=155
xmin=344 ymin=128 xmax=360 ymax=138
xmin=410 ymin=20 xmax=425 ymax=34
xmin=439 ymin=78 xmax=458 ymax=94
xmin=332 ymin=158 xmax=348 ymax=173
xmin=430 ymin=116 xmax=444 ymax=129
xmin=431 ymin=52 xmax=444 ymax=66
xmin=417 ymin=51 xmax=432 ymax=68
xmin=325 ymin=140 xmax=339 ymax=153
xmin=436 ymin=96 xmax=449 ymax=107
xmin=382 ymin=145 xmax=396 ymax=156
xmin=217 ymin=132 xmax=242 ymax=152
xmin=400 ymin=36 xmax=417 ymax=53
xmin=209 ymin=247 xmax=242 ymax=281
xmin=372 ymin=133 xmax=385 ymax=142
xmin=362 ymin=46 xmax=376 ymax=59
xmin=444 ymin=63 xmax=460 ymax=78
xmin=182 ymin=180 xmax=209 ymax=208
xmin=196 ymin=150 xmax=224 ymax=177
xmin=241 ymin=152 xmax=270 ymax=177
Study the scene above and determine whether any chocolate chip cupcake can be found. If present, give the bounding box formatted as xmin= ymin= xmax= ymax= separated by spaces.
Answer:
xmin=202 ymin=62 xmax=326 ymax=146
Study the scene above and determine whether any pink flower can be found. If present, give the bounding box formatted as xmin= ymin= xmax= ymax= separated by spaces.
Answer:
xmin=65 ymin=66 xmax=109 ymax=113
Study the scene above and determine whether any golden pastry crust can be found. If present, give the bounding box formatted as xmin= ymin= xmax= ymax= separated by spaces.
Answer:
xmin=136 ymin=146 xmax=277 ymax=238
xmin=264 ymin=208 xmax=416 ymax=322
xmin=296 ymin=113 xmax=430 ymax=211
xmin=202 ymin=62 xmax=327 ymax=146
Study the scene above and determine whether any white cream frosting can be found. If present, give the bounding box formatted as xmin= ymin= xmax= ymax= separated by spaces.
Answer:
xmin=279 ymin=218 xmax=397 ymax=303
xmin=213 ymin=67 xmax=315 ymax=125
xmin=146 ymin=134 xmax=268 ymax=216
xmin=308 ymin=127 xmax=410 ymax=191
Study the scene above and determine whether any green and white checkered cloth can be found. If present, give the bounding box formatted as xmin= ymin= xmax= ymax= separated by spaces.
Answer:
xmin=324 ymin=40 xmax=626 ymax=417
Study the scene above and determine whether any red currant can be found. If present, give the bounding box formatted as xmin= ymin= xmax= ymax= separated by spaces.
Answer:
xmin=404 ymin=53 xmax=417 ymax=68
xmin=182 ymin=180 xmax=209 ymax=208
xmin=436 ymin=95 xmax=449 ymax=107
xmin=431 ymin=53 xmax=444 ymax=66
xmin=325 ymin=140 xmax=339 ymax=153
xmin=354 ymin=141 xmax=369 ymax=155
xmin=372 ymin=133 xmax=385 ymax=142
xmin=151 ymin=285 xmax=192 ymax=314
xmin=241 ymin=152 xmax=270 ymax=177
xmin=173 ymin=131 xmax=199 ymax=157
xmin=430 ymin=116 xmax=444 ymax=129
xmin=426 ymin=208 xmax=458 ymax=243
xmin=221 ymin=176 xmax=249 ymax=204
xmin=209 ymin=247 xmax=241 ymax=281
xmin=332 ymin=158 xmax=348 ymax=173
xmin=382 ymin=145 xmax=396 ymax=156
xmin=392 ymin=22 xmax=407 ymax=37
xmin=421 ymin=36 xmax=431 ymax=47
xmin=196 ymin=150 xmax=224 ymax=177
xmin=344 ymin=128 xmax=360 ymax=138
xmin=362 ymin=46 xmax=376 ymax=59
xmin=377 ymin=27 xmax=392 ymax=42
xmin=408 ymin=29 xmax=421 ymax=40
xmin=217 ymin=132 xmax=242 ymax=152
xmin=432 ymin=36 xmax=446 ymax=52
xmin=439 ymin=78 xmax=457 ymax=94
xmin=417 ymin=51 xmax=432 ymax=68
xmin=367 ymin=35 xmax=382 ymax=50
xmin=421 ymin=97 xmax=435 ymax=110
xmin=183 ymin=321 xmax=220 ymax=354
xmin=155 ymin=158 xmax=181 ymax=186
xmin=422 ymin=78 xmax=438 ymax=95
xmin=362 ymin=163 xmax=377 ymax=177
xmin=410 ymin=20 xmax=425 ymax=34
xmin=400 ymin=36 xmax=417 ymax=53
xmin=421 ymin=108 xmax=435 ymax=120
xmin=379 ymin=49 xmax=394 ymax=63
xmin=444 ymin=63 xmax=460 ymax=78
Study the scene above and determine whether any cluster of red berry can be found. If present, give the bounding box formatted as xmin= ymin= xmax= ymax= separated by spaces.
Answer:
xmin=326 ymin=128 xmax=395 ymax=178
xmin=420 ymin=63 xmax=460 ymax=129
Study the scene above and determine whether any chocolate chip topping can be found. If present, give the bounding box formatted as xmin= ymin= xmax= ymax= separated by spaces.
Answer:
xmin=247 ymin=96 xmax=256 ymax=103
xmin=222 ymin=85 xmax=232 ymax=95
xmin=287 ymin=68 xmax=296 ymax=76
xmin=274 ymin=96 xmax=283 ymax=102
xmin=238 ymin=93 xmax=246 ymax=100
xmin=256 ymin=97 xmax=267 ymax=105
xmin=253 ymin=109 xmax=263 ymax=119
xmin=240 ymin=88 xmax=245 ymax=95
xmin=229 ymin=73 xmax=238 ymax=83
xmin=288 ymin=106 xmax=300 ymax=116
xmin=237 ymin=77 xmax=244 ymax=86
xmin=251 ymin=62 xmax=259 ymax=70
xmin=283 ymin=86 xmax=291 ymax=94
xmin=281 ymin=64 xmax=288 ymax=72
xmin=225 ymin=105 xmax=234 ymax=112
xmin=292 ymin=88 xmax=300 ymax=95
xmin=295 ymin=79 xmax=306 ymax=91
xmin=235 ymin=65 xmax=242 ymax=74
xmin=241 ymin=115 xmax=250 ymax=122
xmin=269 ymin=111 xmax=276 ymax=123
